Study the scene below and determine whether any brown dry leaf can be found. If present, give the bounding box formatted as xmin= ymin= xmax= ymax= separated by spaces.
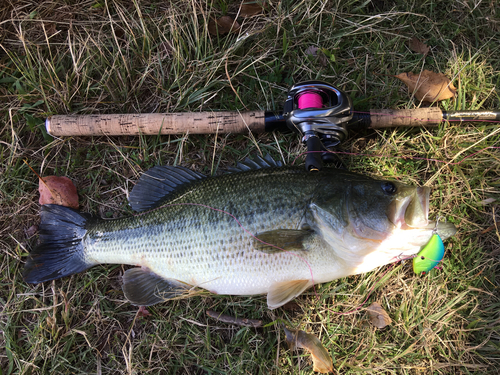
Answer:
xmin=394 ymin=70 xmax=457 ymax=102
xmin=284 ymin=326 xmax=334 ymax=373
xmin=282 ymin=301 xmax=301 ymax=312
xmin=208 ymin=16 xmax=240 ymax=36
xmin=408 ymin=37 xmax=430 ymax=56
xmin=367 ymin=302 xmax=392 ymax=329
xmin=240 ymin=1 xmax=266 ymax=17
xmin=25 ymin=225 xmax=38 ymax=238
xmin=305 ymin=46 xmax=319 ymax=57
xmin=318 ymin=50 xmax=328 ymax=67
xmin=304 ymin=46 xmax=328 ymax=67
xmin=43 ymin=22 xmax=58 ymax=37
xmin=39 ymin=176 xmax=79 ymax=209
xmin=137 ymin=306 xmax=151 ymax=318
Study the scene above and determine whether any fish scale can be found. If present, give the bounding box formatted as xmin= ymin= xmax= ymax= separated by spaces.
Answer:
xmin=24 ymin=160 xmax=457 ymax=309
xmin=85 ymin=168 xmax=317 ymax=295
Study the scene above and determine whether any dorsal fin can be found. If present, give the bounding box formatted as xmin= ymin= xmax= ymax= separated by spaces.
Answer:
xmin=226 ymin=154 xmax=283 ymax=173
xmin=129 ymin=166 xmax=206 ymax=212
xmin=129 ymin=155 xmax=281 ymax=211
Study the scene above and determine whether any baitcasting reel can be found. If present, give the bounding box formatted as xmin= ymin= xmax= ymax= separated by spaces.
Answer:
xmin=283 ymin=81 xmax=353 ymax=171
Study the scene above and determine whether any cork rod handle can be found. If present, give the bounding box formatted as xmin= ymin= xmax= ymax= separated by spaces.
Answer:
xmin=46 ymin=111 xmax=267 ymax=136
xmin=368 ymin=108 xmax=444 ymax=128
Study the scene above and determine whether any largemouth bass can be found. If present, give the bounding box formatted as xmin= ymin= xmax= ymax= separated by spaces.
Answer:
xmin=24 ymin=156 xmax=456 ymax=309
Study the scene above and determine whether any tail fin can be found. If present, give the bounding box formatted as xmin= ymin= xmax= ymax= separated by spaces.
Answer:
xmin=24 ymin=204 xmax=94 ymax=283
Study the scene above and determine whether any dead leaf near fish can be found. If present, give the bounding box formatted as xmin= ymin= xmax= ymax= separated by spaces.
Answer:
xmin=283 ymin=326 xmax=334 ymax=373
xmin=394 ymin=70 xmax=457 ymax=102
xmin=239 ymin=0 xmax=267 ymax=17
xmin=24 ymin=160 xmax=79 ymax=209
xmin=366 ymin=302 xmax=392 ymax=329
xmin=137 ymin=306 xmax=151 ymax=318
xmin=38 ymin=176 xmax=79 ymax=209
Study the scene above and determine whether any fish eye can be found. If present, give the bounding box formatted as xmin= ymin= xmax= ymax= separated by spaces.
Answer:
xmin=382 ymin=182 xmax=397 ymax=195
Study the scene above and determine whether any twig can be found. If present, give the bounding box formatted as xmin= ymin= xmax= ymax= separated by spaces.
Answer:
xmin=206 ymin=309 xmax=262 ymax=327
xmin=225 ymin=59 xmax=248 ymax=110
xmin=23 ymin=159 xmax=56 ymax=197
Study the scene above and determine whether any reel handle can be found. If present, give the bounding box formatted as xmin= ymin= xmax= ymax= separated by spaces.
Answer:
xmin=304 ymin=134 xmax=323 ymax=171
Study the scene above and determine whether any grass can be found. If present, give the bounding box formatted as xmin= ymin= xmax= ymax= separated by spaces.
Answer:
xmin=1 ymin=0 xmax=499 ymax=373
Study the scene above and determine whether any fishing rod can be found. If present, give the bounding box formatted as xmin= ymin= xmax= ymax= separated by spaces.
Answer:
xmin=45 ymin=81 xmax=500 ymax=170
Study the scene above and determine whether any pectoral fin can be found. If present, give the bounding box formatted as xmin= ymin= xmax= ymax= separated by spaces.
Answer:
xmin=267 ymin=279 xmax=313 ymax=309
xmin=122 ymin=268 xmax=190 ymax=306
xmin=253 ymin=229 xmax=313 ymax=253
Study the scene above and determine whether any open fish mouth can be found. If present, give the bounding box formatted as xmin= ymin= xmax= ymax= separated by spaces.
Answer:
xmin=405 ymin=186 xmax=430 ymax=228
xmin=388 ymin=186 xmax=430 ymax=229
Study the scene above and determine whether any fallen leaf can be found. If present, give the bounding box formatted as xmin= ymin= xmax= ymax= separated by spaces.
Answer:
xmin=408 ymin=37 xmax=430 ymax=56
xmin=137 ymin=306 xmax=151 ymax=318
xmin=305 ymin=46 xmax=328 ymax=67
xmin=208 ymin=16 xmax=240 ymax=36
xmin=240 ymin=1 xmax=265 ymax=17
xmin=394 ymin=70 xmax=457 ymax=102
xmin=318 ymin=50 xmax=329 ymax=67
xmin=39 ymin=176 xmax=79 ymax=209
xmin=284 ymin=326 xmax=333 ymax=373
xmin=25 ymin=224 xmax=38 ymax=238
xmin=282 ymin=301 xmax=302 ymax=312
xmin=481 ymin=225 xmax=496 ymax=235
xmin=305 ymin=46 xmax=319 ymax=57
xmin=367 ymin=302 xmax=392 ymax=329
xmin=478 ymin=197 xmax=496 ymax=206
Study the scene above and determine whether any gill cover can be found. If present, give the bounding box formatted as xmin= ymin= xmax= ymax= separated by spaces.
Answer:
xmin=310 ymin=178 xmax=407 ymax=245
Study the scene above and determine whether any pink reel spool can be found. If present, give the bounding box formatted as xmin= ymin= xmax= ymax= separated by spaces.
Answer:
xmin=297 ymin=91 xmax=323 ymax=109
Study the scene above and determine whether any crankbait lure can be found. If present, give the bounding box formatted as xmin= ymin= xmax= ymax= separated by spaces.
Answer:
xmin=413 ymin=222 xmax=445 ymax=274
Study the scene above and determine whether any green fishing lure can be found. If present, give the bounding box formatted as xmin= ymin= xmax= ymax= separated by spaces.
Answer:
xmin=413 ymin=233 xmax=445 ymax=274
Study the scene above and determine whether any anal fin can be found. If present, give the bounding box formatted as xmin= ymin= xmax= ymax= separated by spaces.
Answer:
xmin=267 ymin=279 xmax=312 ymax=309
xmin=122 ymin=268 xmax=190 ymax=306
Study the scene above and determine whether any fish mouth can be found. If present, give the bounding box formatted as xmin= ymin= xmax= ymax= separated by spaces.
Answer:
xmin=387 ymin=186 xmax=430 ymax=229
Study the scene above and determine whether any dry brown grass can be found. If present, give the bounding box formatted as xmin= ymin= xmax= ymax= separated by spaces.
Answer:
xmin=1 ymin=0 xmax=499 ymax=374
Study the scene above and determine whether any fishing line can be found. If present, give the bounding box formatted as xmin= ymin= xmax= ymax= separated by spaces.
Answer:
xmin=292 ymin=146 xmax=500 ymax=167
xmin=352 ymin=110 xmax=500 ymax=124
xmin=326 ymin=252 xmax=445 ymax=316
xmin=327 ymin=217 xmax=448 ymax=315
xmin=133 ymin=201 xmax=446 ymax=311
xmin=129 ymin=142 xmax=494 ymax=309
